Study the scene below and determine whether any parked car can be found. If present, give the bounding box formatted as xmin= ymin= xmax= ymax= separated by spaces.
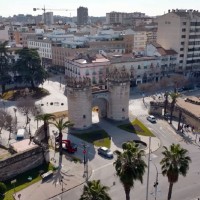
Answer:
xmin=97 ymin=147 xmax=113 ymax=159
xmin=62 ymin=140 xmax=78 ymax=153
xmin=164 ymin=113 xmax=170 ymax=120
xmin=146 ymin=115 xmax=156 ymax=123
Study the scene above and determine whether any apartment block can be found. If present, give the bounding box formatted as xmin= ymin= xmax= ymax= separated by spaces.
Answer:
xmin=157 ymin=9 xmax=200 ymax=76
xmin=77 ymin=7 xmax=88 ymax=25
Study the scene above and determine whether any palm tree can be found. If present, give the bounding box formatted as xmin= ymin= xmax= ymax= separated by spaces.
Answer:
xmin=51 ymin=118 xmax=73 ymax=155
xmin=169 ymin=92 xmax=179 ymax=124
xmin=80 ymin=179 xmax=111 ymax=200
xmin=35 ymin=113 xmax=55 ymax=144
xmin=113 ymin=141 xmax=147 ymax=200
xmin=160 ymin=144 xmax=191 ymax=200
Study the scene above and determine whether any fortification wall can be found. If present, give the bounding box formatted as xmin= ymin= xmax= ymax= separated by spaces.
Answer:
xmin=0 ymin=146 xmax=45 ymax=181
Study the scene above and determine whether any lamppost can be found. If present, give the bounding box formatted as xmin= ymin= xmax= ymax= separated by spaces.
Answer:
xmin=13 ymin=108 xmax=17 ymax=132
xmin=82 ymin=142 xmax=89 ymax=182
xmin=52 ymin=130 xmax=58 ymax=153
xmin=146 ymin=136 xmax=151 ymax=200
xmin=151 ymin=161 xmax=159 ymax=200
xmin=59 ymin=76 xmax=62 ymax=88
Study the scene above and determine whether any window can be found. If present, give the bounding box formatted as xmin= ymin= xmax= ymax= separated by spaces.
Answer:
xmin=180 ymin=54 xmax=184 ymax=57
xmin=182 ymin=28 xmax=186 ymax=32
xmin=181 ymin=42 xmax=185 ymax=45
xmin=138 ymin=65 xmax=141 ymax=69
xmin=180 ymin=48 xmax=184 ymax=51
xmin=144 ymin=66 xmax=147 ymax=69
xmin=182 ymin=22 xmax=186 ymax=25
xmin=179 ymin=60 xmax=183 ymax=63
xmin=181 ymin=35 xmax=186 ymax=38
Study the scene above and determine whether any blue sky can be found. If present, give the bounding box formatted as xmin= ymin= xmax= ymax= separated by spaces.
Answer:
xmin=0 ymin=0 xmax=199 ymax=17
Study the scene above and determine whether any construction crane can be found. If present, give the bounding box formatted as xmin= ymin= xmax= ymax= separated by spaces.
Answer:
xmin=33 ymin=6 xmax=75 ymax=24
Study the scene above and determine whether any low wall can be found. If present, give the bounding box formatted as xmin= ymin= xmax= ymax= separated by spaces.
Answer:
xmin=0 ymin=146 xmax=45 ymax=181
xmin=149 ymin=101 xmax=200 ymax=130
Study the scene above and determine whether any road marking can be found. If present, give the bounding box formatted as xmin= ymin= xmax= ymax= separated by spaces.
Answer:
xmin=93 ymin=162 xmax=113 ymax=172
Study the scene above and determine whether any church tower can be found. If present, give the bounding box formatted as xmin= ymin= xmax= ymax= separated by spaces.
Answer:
xmin=65 ymin=77 xmax=92 ymax=129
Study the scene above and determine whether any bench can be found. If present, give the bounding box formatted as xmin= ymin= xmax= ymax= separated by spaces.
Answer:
xmin=41 ymin=170 xmax=53 ymax=181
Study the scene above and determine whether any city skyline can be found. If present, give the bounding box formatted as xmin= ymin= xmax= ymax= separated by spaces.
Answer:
xmin=0 ymin=0 xmax=200 ymax=18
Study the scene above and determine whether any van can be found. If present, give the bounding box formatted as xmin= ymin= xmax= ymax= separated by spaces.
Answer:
xmin=16 ymin=129 xmax=25 ymax=140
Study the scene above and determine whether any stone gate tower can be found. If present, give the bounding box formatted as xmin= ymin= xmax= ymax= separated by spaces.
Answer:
xmin=107 ymin=69 xmax=130 ymax=121
xmin=65 ymin=77 xmax=92 ymax=129
xmin=65 ymin=69 xmax=130 ymax=130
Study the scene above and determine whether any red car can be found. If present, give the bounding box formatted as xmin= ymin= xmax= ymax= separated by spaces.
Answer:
xmin=62 ymin=140 xmax=78 ymax=153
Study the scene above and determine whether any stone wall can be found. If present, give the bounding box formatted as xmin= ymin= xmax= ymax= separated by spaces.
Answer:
xmin=0 ymin=146 xmax=45 ymax=181
xmin=149 ymin=101 xmax=200 ymax=129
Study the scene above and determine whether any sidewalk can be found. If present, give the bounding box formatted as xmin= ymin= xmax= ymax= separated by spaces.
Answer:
xmin=171 ymin=120 xmax=200 ymax=146
xmin=15 ymin=149 xmax=92 ymax=200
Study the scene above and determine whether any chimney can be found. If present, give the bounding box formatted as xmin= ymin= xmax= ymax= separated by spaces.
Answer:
xmin=168 ymin=9 xmax=171 ymax=13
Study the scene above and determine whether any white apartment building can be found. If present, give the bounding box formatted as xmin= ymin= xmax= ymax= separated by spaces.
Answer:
xmin=106 ymin=12 xmax=146 ymax=25
xmin=109 ymin=55 xmax=161 ymax=85
xmin=27 ymin=39 xmax=52 ymax=67
xmin=65 ymin=52 xmax=162 ymax=86
xmin=65 ymin=53 xmax=110 ymax=85
xmin=146 ymin=43 xmax=178 ymax=75
xmin=156 ymin=9 xmax=200 ymax=76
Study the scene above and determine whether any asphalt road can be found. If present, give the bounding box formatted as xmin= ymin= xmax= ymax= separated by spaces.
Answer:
xmin=51 ymin=95 xmax=200 ymax=200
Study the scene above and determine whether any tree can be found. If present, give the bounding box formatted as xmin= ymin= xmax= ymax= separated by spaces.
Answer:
xmin=170 ymin=74 xmax=188 ymax=92
xmin=51 ymin=118 xmax=73 ymax=155
xmin=160 ymin=144 xmax=191 ymax=200
xmin=16 ymin=96 xmax=36 ymax=125
xmin=14 ymin=48 xmax=48 ymax=88
xmin=113 ymin=141 xmax=147 ymax=200
xmin=80 ymin=180 xmax=111 ymax=200
xmin=35 ymin=113 xmax=55 ymax=144
xmin=0 ymin=109 xmax=13 ymax=139
xmin=0 ymin=41 xmax=12 ymax=94
xmin=169 ymin=92 xmax=179 ymax=124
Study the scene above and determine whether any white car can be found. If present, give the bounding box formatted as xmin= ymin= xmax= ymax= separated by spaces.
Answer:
xmin=146 ymin=115 xmax=156 ymax=123
xmin=97 ymin=147 xmax=113 ymax=159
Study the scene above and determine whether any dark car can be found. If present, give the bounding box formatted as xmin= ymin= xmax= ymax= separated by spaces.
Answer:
xmin=97 ymin=147 xmax=113 ymax=159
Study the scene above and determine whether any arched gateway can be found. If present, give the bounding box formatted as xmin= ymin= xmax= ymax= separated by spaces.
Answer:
xmin=65 ymin=69 xmax=130 ymax=130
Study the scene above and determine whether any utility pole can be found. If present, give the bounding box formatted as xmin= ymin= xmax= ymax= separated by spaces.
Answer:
xmin=152 ymin=162 xmax=159 ymax=200
xmin=146 ymin=136 xmax=151 ymax=200
xmin=82 ymin=142 xmax=89 ymax=182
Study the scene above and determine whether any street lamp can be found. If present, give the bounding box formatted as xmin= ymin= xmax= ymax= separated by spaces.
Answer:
xmin=82 ymin=142 xmax=89 ymax=182
xmin=151 ymin=161 xmax=159 ymax=200
xmin=52 ymin=130 xmax=58 ymax=152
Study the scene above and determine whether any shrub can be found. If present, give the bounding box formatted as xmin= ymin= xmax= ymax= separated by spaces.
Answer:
xmin=0 ymin=182 xmax=7 ymax=195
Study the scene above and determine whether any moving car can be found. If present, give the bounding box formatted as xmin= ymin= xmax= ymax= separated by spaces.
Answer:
xmin=62 ymin=140 xmax=77 ymax=153
xmin=97 ymin=147 xmax=113 ymax=159
xmin=146 ymin=115 xmax=156 ymax=123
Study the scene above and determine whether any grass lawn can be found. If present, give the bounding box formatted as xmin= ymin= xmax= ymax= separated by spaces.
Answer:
xmin=0 ymin=87 xmax=49 ymax=101
xmin=118 ymin=118 xmax=155 ymax=137
xmin=73 ymin=130 xmax=111 ymax=148
xmin=1 ymin=162 xmax=54 ymax=200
